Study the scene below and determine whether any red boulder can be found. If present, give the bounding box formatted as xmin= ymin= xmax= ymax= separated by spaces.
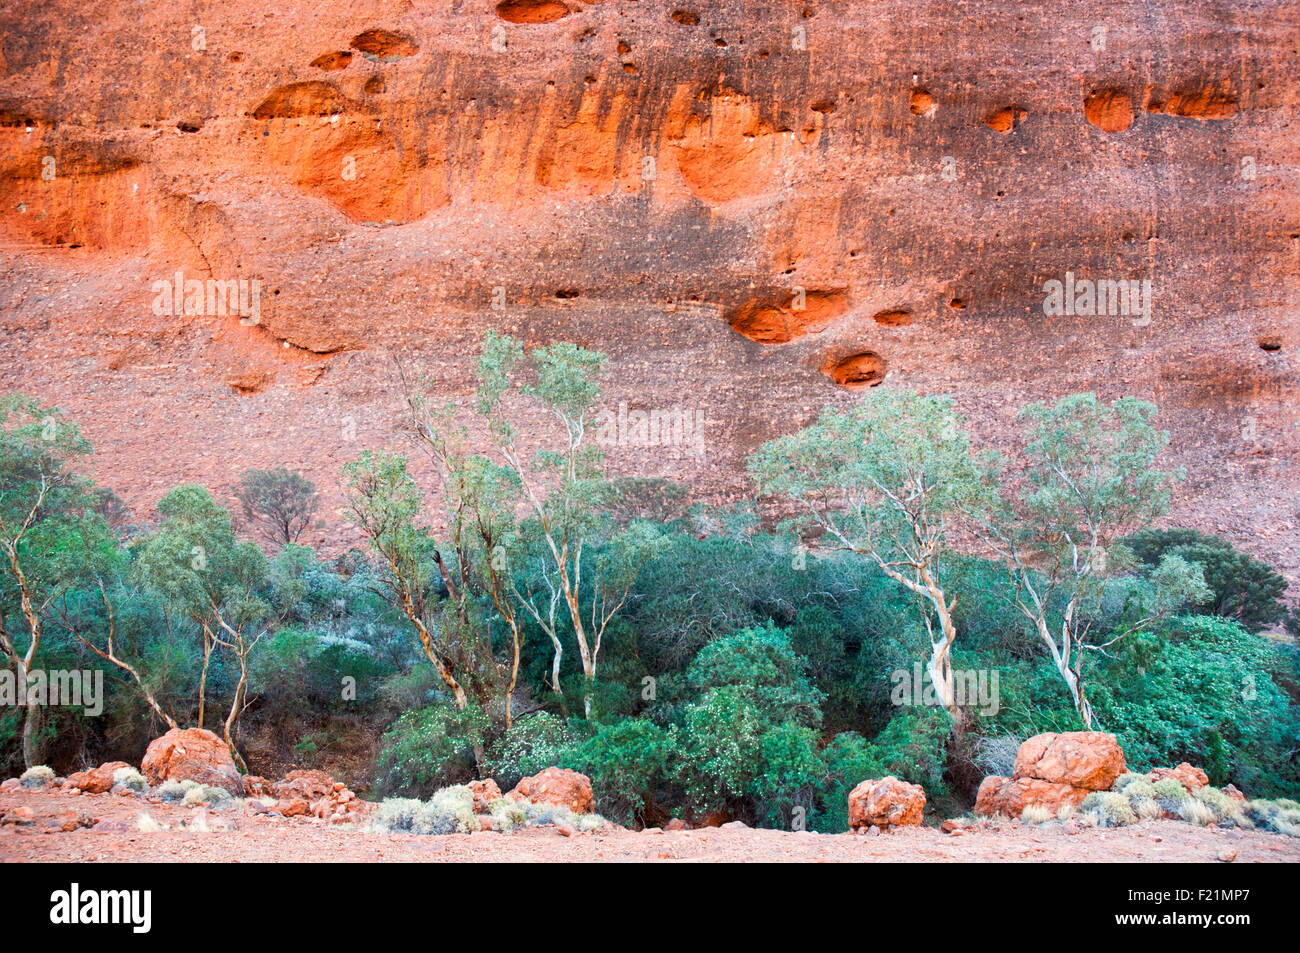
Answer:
xmin=140 ymin=728 xmax=243 ymax=797
xmin=847 ymin=776 xmax=925 ymax=830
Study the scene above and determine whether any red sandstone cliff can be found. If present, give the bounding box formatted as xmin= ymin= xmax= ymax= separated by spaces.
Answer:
xmin=0 ymin=1 xmax=1296 ymax=581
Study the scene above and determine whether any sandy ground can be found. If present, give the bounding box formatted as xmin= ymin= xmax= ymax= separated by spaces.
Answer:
xmin=2 ymin=788 xmax=1298 ymax=863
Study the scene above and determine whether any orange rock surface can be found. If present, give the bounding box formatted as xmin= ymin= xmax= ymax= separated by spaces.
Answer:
xmin=0 ymin=2 xmax=1294 ymax=585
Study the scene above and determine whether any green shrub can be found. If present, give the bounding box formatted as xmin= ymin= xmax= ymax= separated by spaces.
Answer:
xmin=1097 ymin=615 xmax=1300 ymax=798
xmin=671 ymin=688 xmax=766 ymax=817
xmin=1132 ymin=796 xmax=1162 ymax=821
xmin=1117 ymin=777 xmax=1158 ymax=799
xmin=483 ymin=712 xmax=574 ymax=791
xmin=1021 ymin=804 xmax=1055 ymax=825
xmin=112 ymin=766 xmax=147 ymax=792
xmin=377 ymin=705 xmax=487 ymax=797
xmin=157 ymin=780 xmax=199 ymax=801
xmin=1150 ymin=778 xmax=1189 ymax=800
xmin=685 ymin=622 xmax=825 ymax=727
xmin=1244 ymin=799 xmax=1300 ymax=836
xmin=561 ymin=718 xmax=671 ymax=825
xmin=181 ymin=783 xmax=233 ymax=807
xmin=1177 ymin=798 xmax=1217 ymax=826
xmin=1122 ymin=529 xmax=1287 ymax=631
xmin=485 ymin=797 xmax=527 ymax=832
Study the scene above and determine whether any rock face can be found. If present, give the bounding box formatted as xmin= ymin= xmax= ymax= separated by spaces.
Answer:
xmin=847 ymin=776 xmax=926 ymax=830
xmin=977 ymin=732 xmax=1125 ymax=816
xmin=140 ymin=728 xmax=243 ymax=797
xmin=1012 ymin=732 xmax=1127 ymax=791
xmin=509 ymin=768 xmax=594 ymax=814
xmin=0 ymin=2 xmax=1295 ymax=586
xmin=1149 ymin=763 xmax=1210 ymax=791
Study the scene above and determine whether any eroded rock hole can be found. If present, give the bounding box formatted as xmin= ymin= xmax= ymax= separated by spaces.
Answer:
xmin=671 ymin=10 xmax=701 ymax=25
xmin=1084 ymin=89 xmax=1134 ymax=132
xmin=1146 ymin=85 xmax=1238 ymax=120
xmin=310 ymin=51 xmax=353 ymax=71
xmin=826 ymin=352 xmax=887 ymax=389
xmin=873 ymin=308 xmax=914 ymax=327
xmin=495 ymin=0 xmax=570 ymax=24
xmin=985 ymin=106 xmax=1027 ymax=133
xmin=728 ymin=289 xmax=849 ymax=344
xmin=350 ymin=29 xmax=419 ymax=59
xmin=910 ymin=89 xmax=936 ymax=117
xmin=252 ymin=82 xmax=349 ymax=120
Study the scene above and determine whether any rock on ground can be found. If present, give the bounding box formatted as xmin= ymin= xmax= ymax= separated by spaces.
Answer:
xmin=1012 ymin=732 xmax=1127 ymax=790
xmin=848 ymin=776 xmax=926 ymax=830
xmin=978 ymin=731 xmax=1126 ymax=816
xmin=140 ymin=728 xmax=244 ymax=797
xmin=509 ymin=768 xmax=594 ymax=814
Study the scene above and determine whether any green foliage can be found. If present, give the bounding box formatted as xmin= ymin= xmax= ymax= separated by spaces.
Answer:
xmin=112 ymin=766 xmax=147 ymax=792
xmin=1094 ymin=615 xmax=1299 ymax=797
xmin=1122 ymin=528 xmax=1287 ymax=631
xmin=685 ymin=623 xmax=824 ymax=727
xmin=376 ymin=705 xmax=487 ymax=797
xmin=482 ymin=713 xmax=574 ymax=791
xmin=3 ymin=377 xmax=1299 ymax=823
xmin=1080 ymin=791 xmax=1138 ymax=827
xmin=376 ymin=785 xmax=477 ymax=835
xmin=561 ymin=718 xmax=671 ymax=825
xmin=135 ymin=484 xmax=271 ymax=627
xmin=670 ymin=687 xmax=769 ymax=816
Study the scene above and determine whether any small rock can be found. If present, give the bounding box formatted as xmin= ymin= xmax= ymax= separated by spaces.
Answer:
xmin=720 ymin=820 xmax=749 ymax=830
xmin=467 ymin=779 xmax=502 ymax=814
xmin=1217 ymin=848 xmax=1237 ymax=863
xmin=276 ymin=797 xmax=310 ymax=818
xmin=556 ymin=823 xmax=577 ymax=837
xmin=8 ymin=806 xmax=35 ymax=825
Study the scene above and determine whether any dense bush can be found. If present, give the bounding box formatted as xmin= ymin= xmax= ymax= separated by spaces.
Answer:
xmin=1122 ymin=528 xmax=1288 ymax=631
xmin=3 ymin=386 xmax=1297 ymax=831
xmin=561 ymin=719 xmax=671 ymax=825
xmin=376 ymin=706 xmax=487 ymax=797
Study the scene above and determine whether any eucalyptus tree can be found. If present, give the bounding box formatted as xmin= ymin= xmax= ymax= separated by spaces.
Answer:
xmin=971 ymin=393 xmax=1209 ymax=728
xmin=135 ymin=485 xmax=278 ymax=768
xmin=0 ymin=394 xmax=102 ymax=766
xmin=749 ymin=388 xmax=986 ymax=732
xmin=474 ymin=332 xmax=666 ymax=719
